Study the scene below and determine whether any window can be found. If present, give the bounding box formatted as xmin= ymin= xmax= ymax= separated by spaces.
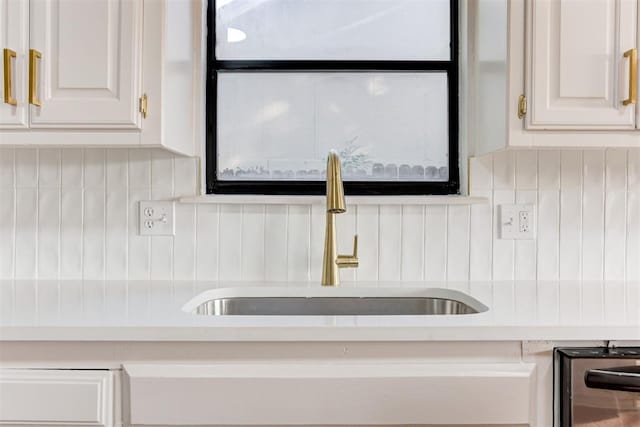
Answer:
xmin=206 ymin=0 xmax=459 ymax=195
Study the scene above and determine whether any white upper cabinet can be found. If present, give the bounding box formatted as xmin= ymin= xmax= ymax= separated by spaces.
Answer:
xmin=0 ymin=0 xmax=202 ymax=156
xmin=527 ymin=0 xmax=637 ymax=129
xmin=470 ymin=0 xmax=640 ymax=154
xmin=0 ymin=0 xmax=29 ymax=128
xmin=29 ymin=0 xmax=142 ymax=128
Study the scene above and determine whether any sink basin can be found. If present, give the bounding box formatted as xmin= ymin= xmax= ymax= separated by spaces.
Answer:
xmin=183 ymin=287 xmax=488 ymax=316
xmin=193 ymin=297 xmax=479 ymax=316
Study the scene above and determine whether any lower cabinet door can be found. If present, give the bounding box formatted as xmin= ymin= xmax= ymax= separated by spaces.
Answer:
xmin=125 ymin=362 xmax=536 ymax=426
xmin=0 ymin=369 xmax=114 ymax=426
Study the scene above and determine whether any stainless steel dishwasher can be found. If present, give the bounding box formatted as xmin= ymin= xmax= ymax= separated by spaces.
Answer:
xmin=556 ymin=347 xmax=640 ymax=427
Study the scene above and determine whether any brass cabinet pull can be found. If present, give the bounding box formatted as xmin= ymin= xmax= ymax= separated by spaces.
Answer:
xmin=29 ymin=49 xmax=42 ymax=106
xmin=3 ymin=48 xmax=17 ymax=106
xmin=623 ymin=48 xmax=637 ymax=106
xmin=139 ymin=93 xmax=148 ymax=118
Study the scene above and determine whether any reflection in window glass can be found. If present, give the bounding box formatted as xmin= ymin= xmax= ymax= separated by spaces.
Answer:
xmin=217 ymin=72 xmax=449 ymax=181
xmin=216 ymin=0 xmax=450 ymax=60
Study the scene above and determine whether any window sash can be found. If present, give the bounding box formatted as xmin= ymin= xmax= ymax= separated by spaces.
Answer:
xmin=206 ymin=0 xmax=459 ymax=195
xmin=214 ymin=0 xmax=451 ymax=61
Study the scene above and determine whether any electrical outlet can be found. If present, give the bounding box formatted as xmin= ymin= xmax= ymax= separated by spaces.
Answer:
xmin=500 ymin=204 xmax=535 ymax=240
xmin=519 ymin=210 xmax=530 ymax=233
xmin=139 ymin=201 xmax=175 ymax=236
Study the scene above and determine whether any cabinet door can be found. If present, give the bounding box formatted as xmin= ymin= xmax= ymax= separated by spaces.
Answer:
xmin=0 ymin=0 xmax=28 ymax=128
xmin=0 ymin=369 xmax=114 ymax=426
xmin=29 ymin=0 xmax=142 ymax=129
xmin=125 ymin=363 xmax=535 ymax=426
xmin=527 ymin=0 xmax=637 ymax=129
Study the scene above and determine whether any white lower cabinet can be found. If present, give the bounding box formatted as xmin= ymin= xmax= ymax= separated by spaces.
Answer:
xmin=0 ymin=342 xmax=549 ymax=427
xmin=124 ymin=362 xmax=536 ymax=426
xmin=0 ymin=369 xmax=115 ymax=426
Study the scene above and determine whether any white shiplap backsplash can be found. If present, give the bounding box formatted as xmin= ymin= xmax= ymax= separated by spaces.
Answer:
xmin=0 ymin=148 xmax=638 ymax=282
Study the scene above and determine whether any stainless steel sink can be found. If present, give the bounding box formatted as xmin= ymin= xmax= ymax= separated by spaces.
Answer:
xmin=184 ymin=287 xmax=488 ymax=316
xmin=194 ymin=297 xmax=479 ymax=316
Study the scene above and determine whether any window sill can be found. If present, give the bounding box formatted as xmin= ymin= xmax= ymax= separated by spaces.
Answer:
xmin=178 ymin=194 xmax=488 ymax=206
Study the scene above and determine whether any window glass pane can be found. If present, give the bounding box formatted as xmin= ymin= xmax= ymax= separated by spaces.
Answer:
xmin=217 ymin=72 xmax=449 ymax=181
xmin=216 ymin=0 xmax=451 ymax=60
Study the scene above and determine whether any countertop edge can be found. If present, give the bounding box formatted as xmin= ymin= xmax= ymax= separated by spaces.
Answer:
xmin=2 ymin=325 xmax=638 ymax=343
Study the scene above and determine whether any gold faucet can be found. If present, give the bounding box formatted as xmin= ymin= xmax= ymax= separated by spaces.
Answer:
xmin=321 ymin=150 xmax=359 ymax=286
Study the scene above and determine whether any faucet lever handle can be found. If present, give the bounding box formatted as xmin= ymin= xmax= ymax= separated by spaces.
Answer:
xmin=336 ymin=234 xmax=359 ymax=268
xmin=352 ymin=234 xmax=358 ymax=258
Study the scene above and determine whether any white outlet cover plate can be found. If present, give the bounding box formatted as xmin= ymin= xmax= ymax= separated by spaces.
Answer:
xmin=139 ymin=201 xmax=175 ymax=236
xmin=499 ymin=204 xmax=535 ymax=240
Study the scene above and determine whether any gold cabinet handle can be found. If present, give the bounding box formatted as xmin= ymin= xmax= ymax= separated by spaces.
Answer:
xmin=139 ymin=93 xmax=148 ymax=118
xmin=29 ymin=49 xmax=42 ymax=106
xmin=3 ymin=48 xmax=17 ymax=106
xmin=623 ymin=48 xmax=637 ymax=106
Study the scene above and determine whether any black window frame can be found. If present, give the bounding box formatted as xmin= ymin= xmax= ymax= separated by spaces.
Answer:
xmin=206 ymin=0 xmax=459 ymax=195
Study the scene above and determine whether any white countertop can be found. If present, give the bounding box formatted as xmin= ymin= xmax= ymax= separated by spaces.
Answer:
xmin=0 ymin=280 xmax=638 ymax=342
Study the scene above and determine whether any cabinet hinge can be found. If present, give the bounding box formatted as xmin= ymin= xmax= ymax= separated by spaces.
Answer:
xmin=518 ymin=94 xmax=527 ymax=119
xmin=139 ymin=94 xmax=148 ymax=119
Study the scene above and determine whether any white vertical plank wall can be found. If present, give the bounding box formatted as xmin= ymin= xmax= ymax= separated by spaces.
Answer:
xmin=0 ymin=147 xmax=638 ymax=282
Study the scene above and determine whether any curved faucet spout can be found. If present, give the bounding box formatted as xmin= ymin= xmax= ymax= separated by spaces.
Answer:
xmin=321 ymin=150 xmax=359 ymax=286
